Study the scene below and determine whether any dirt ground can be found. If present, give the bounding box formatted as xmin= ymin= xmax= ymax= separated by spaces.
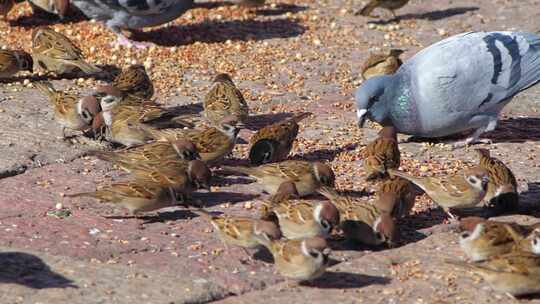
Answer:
xmin=0 ymin=0 xmax=539 ymax=303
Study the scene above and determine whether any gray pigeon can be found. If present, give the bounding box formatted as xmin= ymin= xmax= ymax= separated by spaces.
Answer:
xmin=355 ymin=31 xmax=540 ymax=146
xmin=71 ymin=0 xmax=194 ymax=48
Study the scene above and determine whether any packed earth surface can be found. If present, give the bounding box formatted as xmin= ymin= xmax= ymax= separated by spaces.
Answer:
xmin=1 ymin=0 xmax=540 ymax=303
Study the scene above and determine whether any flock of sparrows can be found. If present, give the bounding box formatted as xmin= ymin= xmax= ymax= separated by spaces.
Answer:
xmin=2 ymin=0 xmax=539 ymax=298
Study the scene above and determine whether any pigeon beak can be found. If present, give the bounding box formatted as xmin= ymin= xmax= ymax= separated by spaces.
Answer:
xmin=357 ymin=109 xmax=367 ymax=128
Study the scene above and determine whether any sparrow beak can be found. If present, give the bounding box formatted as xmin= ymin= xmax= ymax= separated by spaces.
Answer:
xmin=357 ymin=109 xmax=367 ymax=128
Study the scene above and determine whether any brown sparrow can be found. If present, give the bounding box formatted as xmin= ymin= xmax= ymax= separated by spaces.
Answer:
xmin=318 ymin=186 xmax=396 ymax=246
xmin=388 ymin=167 xmax=489 ymax=219
xmin=146 ymin=116 xmax=244 ymax=165
xmin=111 ymin=64 xmax=154 ymax=100
xmin=257 ymin=235 xmax=330 ymax=282
xmin=90 ymin=139 xmax=199 ymax=170
xmin=191 ymin=208 xmax=281 ymax=256
xmin=222 ymin=160 xmax=335 ymax=197
xmin=363 ymin=126 xmax=400 ymax=180
xmin=476 ymin=148 xmax=519 ymax=213
xmin=356 ymin=0 xmax=410 ymax=18
xmin=446 ymin=252 xmax=540 ymax=297
xmin=28 ymin=0 xmax=69 ymax=18
xmin=35 ymin=82 xmax=101 ymax=138
xmin=100 ymin=97 xmax=192 ymax=147
xmin=203 ymin=73 xmax=249 ymax=126
xmin=32 ymin=27 xmax=102 ymax=75
xmin=68 ymin=179 xmax=176 ymax=214
xmin=129 ymin=159 xmax=211 ymax=192
xmin=459 ymin=221 xmax=525 ymax=262
xmin=260 ymin=193 xmax=340 ymax=240
xmin=361 ymin=49 xmax=404 ymax=80
xmin=0 ymin=0 xmax=13 ymax=19
xmin=375 ymin=177 xmax=418 ymax=218
xmin=0 ymin=50 xmax=33 ymax=78
xmin=249 ymin=112 xmax=312 ymax=165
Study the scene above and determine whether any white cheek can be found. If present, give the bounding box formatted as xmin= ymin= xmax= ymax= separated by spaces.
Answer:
xmin=103 ymin=112 xmax=113 ymax=126
xmin=357 ymin=109 xmax=367 ymax=120
xmin=532 ymin=237 xmax=540 ymax=255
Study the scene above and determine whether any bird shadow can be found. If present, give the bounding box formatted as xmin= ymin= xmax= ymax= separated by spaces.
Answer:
xmin=306 ymin=272 xmax=391 ymax=289
xmin=367 ymin=6 xmax=479 ymax=25
xmin=0 ymin=65 xmax=119 ymax=84
xmin=403 ymin=116 xmax=540 ymax=145
xmin=292 ymin=142 xmax=359 ymax=162
xmin=134 ymin=18 xmax=305 ymax=47
xmin=484 ymin=117 xmax=540 ymax=143
xmin=244 ymin=112 xmax=295 ymax=131
xmin=212 ymin=175 xmax=255 ymax=187
xmin=255 ymin=3 xmax=308 ymax=16
xmin=137 ymin=208 xmax=203 ymax=224
xmin=0 ymin=252 xmax=77 ymax=289
xmin=166 ymin=103 xmax=204 ymax=116
xmin=9 ymin=6 xmax=87 ymax=28
xmin=516 ymin=182 xmax=540 ymax=217
xmin=192 ymin=191 xmax=260 ymax=207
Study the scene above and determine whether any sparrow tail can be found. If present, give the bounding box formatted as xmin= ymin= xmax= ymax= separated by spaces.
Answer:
xmin=357 ymin=1 xmax=378 ymax=16
xmin=220 ymin=165 xmax=256 ymax=177
xmin=317 ymin=185 xmax=340 ymax=200
xmin=71 ymin=60 xmax=102 ymax=74
xmin=34 ymin=81 xmax=57 ymax=98
xmin=386 ymin=169 xmax=423 ymax=186
xmin=291 ymin=112 xmax=313 ymax=123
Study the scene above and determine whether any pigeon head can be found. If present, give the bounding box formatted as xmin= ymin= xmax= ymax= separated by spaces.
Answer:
xmin=355 ymin=76 xmax=393 ymax=128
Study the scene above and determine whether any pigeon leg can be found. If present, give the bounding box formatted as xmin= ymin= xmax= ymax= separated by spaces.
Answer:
xmin=452 ymin=115 xmax=498 ymax=148
xmin=109 ymin=26 xmax=153 ymax=49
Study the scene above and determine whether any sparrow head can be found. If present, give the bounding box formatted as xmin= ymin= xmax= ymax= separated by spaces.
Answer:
xmin=213 ymin=73 xmax=234 ymax=84
xmin=355 ymin=75 xmax=393 ymax=128
xmin=389 ymin=49 xmax=405 ymax=57
xmin=374 ymin=213 xmax=397 ymax=246
xmin=249 ymin=139 xmax=279 ymax=165
xmin=376 ymin=191 xmax=399 ymax=215
xmin=91 ymin=111 xmax=107 ymax=139
xmin=94 ymin=85 xmax=123 ymax=111
xmin=13 ymin=50 xmax=33 ymax=73
xmin=475 ymin=148 xmax=491 ymax=159
xmin=464 ymin=167 xmax=489 ymax=192
xmin=275 ymin=181 xmax=300 ymax=198
xmin=301 ymin=236 xmax=331 ymax=264
xmin=170 ymin=139 xmax=200 ymax=161
xmin=254 ymin=220 xmax=282 ymax=241
xmin=459 ymin=216 xmax=486 ymax=233
xmin=313 ymin=162 xmax=336 ymax=187
xmin=188 ymin=160 xmax=212 ymax=191
xmin=77 ymin=96 xmax=101 ymax=125
xmin=378 ymin=126 xmax=398 ymax=141
xmin=460 ymin=222 xmax=485 ymax=242
xmin=314 ymin=201 xmax=340 ymax=234
xmin=219 ymin=115 xmax=244 ymax=138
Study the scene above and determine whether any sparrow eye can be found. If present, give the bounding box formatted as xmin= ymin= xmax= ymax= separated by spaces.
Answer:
xmin=320 ymin=219 xmax=330 ymax=230
xmin=81 ymin=110 xmax=93 ymax=123
xmin=461 ymin=232 xmax=470 ymax=239
xmin=534 ymin=239 xmax=538 ymax=246
xmin=308 ymin=250 xmax=321 ymax=259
